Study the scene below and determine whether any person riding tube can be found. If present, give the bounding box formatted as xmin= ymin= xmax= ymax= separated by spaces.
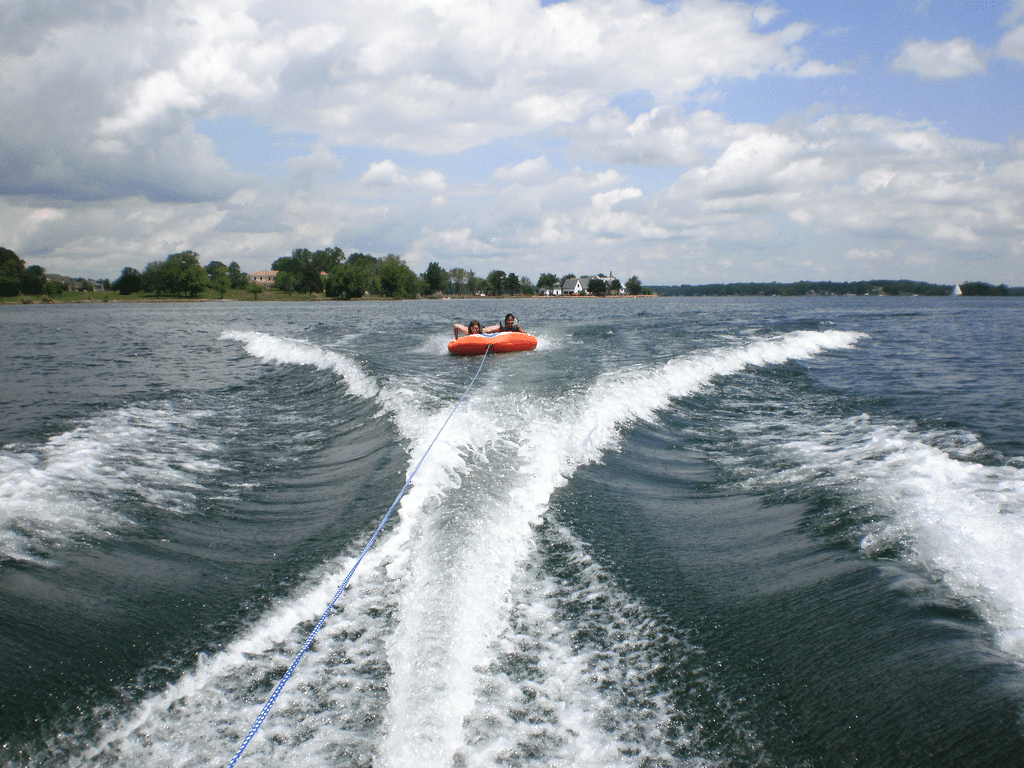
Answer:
xmin=454 ymin=319 xmax=483 ymax=339
xmin=483 ymin=313 xmax=523 ymax=333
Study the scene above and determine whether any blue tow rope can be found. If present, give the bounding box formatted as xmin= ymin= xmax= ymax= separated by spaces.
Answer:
xmin=227 ymin=346 xmax=491 ymax=767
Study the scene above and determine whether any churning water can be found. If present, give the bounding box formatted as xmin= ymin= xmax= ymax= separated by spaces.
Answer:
xmin=2 ymin=296 xmax=1024 ymax=767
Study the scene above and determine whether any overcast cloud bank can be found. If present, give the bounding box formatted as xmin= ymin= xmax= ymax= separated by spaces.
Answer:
xmin=2 ymin=0 xmax=1023 ymax=285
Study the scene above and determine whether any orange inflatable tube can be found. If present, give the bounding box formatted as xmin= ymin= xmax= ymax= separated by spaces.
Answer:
xmin=448 ymin=332 xmax=538 ymax=355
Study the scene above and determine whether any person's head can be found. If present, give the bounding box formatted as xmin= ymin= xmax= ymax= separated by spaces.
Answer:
xmin=468 ymin=319 xmax=481 ymax=334
xmin=504 ymin=313 xmax=516 ymax=327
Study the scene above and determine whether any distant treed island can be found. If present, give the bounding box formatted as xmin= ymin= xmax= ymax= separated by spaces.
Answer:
xmin=1 ymin=245 xmax=1020 ymax=302
xmin=1 ymin=245 xmax=645 ymax=301
xmin=651 ymin=280 xmax=1024 ymax=297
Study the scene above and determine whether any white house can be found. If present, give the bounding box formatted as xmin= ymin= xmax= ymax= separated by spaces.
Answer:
xmin=560 ymin=273 xmax=625 ymax=295
xmin=562 ymin=277 xmax=587 ymax=294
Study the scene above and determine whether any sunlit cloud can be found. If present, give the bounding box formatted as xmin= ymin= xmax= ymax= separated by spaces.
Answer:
xmin=1 ymin=0 xmax=1022 ymax=285
xmin=891 ymin=37 xmax=986 ymax=79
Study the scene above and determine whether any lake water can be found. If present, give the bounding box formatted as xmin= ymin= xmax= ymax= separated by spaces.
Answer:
xmin=2 ymin=296 xmax=1024 ymax=767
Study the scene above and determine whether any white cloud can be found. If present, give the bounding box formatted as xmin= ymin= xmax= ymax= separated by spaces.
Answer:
xmin=360 ymin=160 xmax=447 ymax=194
xmin=847 ymin=248 xmax=894 ymax=261
xmin=793 ymin=60 xmax=855 ymax=77
xmin=408 ymin=227 xmax=498 ymax=264
xmin=284 ymin=142 xmax=345 ymax=179
xmin=789 ymin=209 xmax=813 ymax=225
xmin=11 ymin=105 xmax=1021 ymax=285
xmin=1003 ymin=0 xmax=1024 ymax=26
xmin=361 ymin=160 xmax=410 ymax=187
xmin=591 ymin=187 xmax=643 ymax=209
xmin=571 ymin=106 xmax=714 ymax=166
xmin=891 ymin=38 xmax=986 ymax=79
xmin=857 ymin=168 xmax=897 ymax=194
xmin=659 ymin=111 xmax=1020 ymax=275
xmin=2 ymin=0 xmax=1023 ymax=286
xmin=492 ymin=156 xmax=553 ymax=183
xmin=1 ymin=0 xmax=829 ymax=184
xmin=997 ymin=24 xmax=1024 ymax=62
xmin=584 ymin=186 xmax=669 ymax=240
xmin=678 ymin=132 xmax=806 ymax=197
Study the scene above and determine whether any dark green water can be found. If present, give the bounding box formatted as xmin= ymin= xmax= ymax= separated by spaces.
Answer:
xmin=2 ymin=297 xmax=1023 ymax=767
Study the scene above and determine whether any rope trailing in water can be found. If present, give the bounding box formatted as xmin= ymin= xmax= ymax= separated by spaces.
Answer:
xmin=227 ymin=346 xmax=491 ymax=767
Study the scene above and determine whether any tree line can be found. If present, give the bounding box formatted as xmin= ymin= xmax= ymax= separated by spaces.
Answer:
xmin=7 ymin=244 xmax=1023 ymax=302
xmin=1 ymin=247 xmax=99 ymax=298
xmin=3 ymin=243 xmax=650 ymax=301
xmin=651 ymin=279 xmax=1024 ymax=297
xmin=272 ymin=248 xmax=649 ymax=299
xmin=103 ymin=246 xmax=650 ymax=299
xmin=110 ymin=252 xmax=250 ymax=297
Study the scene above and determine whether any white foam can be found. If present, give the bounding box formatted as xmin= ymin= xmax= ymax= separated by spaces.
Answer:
xmin=0 ymin=405 xmax=224 ymax=562
xmin=220 ymin=330 xmax=379 ymax=399
xmin=456 ymin=523 xmax=710 ymax=768
xmin=373 ymin=329 xmax=863 ymax=765
xmin=741 ymin=414 xmax=1024 ymax=658
xmin=69 ymin=329 xmax=860 ymax=766
xmin=517 ymin=329 xmax=868 ymax=495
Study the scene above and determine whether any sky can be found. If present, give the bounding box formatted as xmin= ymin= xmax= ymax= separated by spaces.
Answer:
xmin=2 ymin=0 xmax=1023 ymax=286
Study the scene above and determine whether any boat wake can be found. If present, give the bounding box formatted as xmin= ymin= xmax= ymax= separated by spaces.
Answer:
xmin=0 ymin=403 xmax=225 ymax=563
xmin=728 ymin=412 xmax=1024 ymax=659
xmin=35 ymin=329 xmax=865 ymax=767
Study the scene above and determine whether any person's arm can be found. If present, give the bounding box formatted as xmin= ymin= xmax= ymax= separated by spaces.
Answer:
xmin=454 ymin=323 xmax=469 ymax=339
xmin=482 ymin=324 xmax=500 ymax=333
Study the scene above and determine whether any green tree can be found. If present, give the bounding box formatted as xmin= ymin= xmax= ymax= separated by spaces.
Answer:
xmin=273 ymin=248 xmax=325 ymax=294
xmin=227 ymin=261 xmax=248 ymax=289
xmin=587 ymin=277 xmax=608 ymax=296
xmin=115 ymin=266 xmax=143 ymax=295
xmin=274 ymin=271 xmax=297 ymax=295
xmin=486 ymin=270 xmax=507 ymax=296
xmin=422 ymin=261 xmax=448 ymax=294
xmin=537 ymin=272 xmax=558 ymax=291
xmin=249 ymin=284 xmax=264 ymax=300
xmin=960 ymin=281 xmax=1007 ymax=296
xmin=448 ymin=267 xmax=467 ymax=295
xmin=609 ymin=277 xmax=622 ymax=294
xmin=208 ymin=262 xmax=230 ymax=298
xmin=42 ymin=280 xmax=66 ymax=297
xmin=311 ymin=246 xmax=345 ymax=274
xmin=379 ymin=254 xmax=418 ymax=298
xmin=1 ymin=247 xmax=25 ymax=297
xmin=346 ymin=253 xmax=382 ymax=295
xmin=204 ymin=260 xmax=227 ymax=279
xmin=625 ymin=275 xmax=643 ymax=295
xmin=142 ymin=260 xmax=165 ymax=294
xmin=22 ymin=265 xmax=46 ymax=295
xmin=503 ymin=272 xmax=521 ymax=295
xmin=163 ymin=251 xmax=208 ymax=297
xmin=82 ymin=280 xmax=95 ymax=292
xmin=325 ymin=264 xmax=367 ymax=299
xmin=346 ymin=252 xmax=378 ymax=269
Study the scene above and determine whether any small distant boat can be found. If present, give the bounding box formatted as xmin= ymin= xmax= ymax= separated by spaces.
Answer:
xmin=952 ymin=284 xmax=963 ymax=296
xmin=448 ymin=332 xmax=537 ymax=356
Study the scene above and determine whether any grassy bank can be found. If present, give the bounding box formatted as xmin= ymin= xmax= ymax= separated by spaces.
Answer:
xmin=0 ymin=287 xmax=345 ymax=305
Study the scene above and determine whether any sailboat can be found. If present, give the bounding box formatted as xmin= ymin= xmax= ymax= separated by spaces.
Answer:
xmin=951 ymin=284 xmax=963 ymax=296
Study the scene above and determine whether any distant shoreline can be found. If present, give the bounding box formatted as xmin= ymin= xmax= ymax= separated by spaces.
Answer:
xmin=0 ymin=291 xmax=659 ymax=305
xmin=4 ymin=279 xmax=1023 ymax=306
xmin=649 ymin=279 xmax=1023 ymax=297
